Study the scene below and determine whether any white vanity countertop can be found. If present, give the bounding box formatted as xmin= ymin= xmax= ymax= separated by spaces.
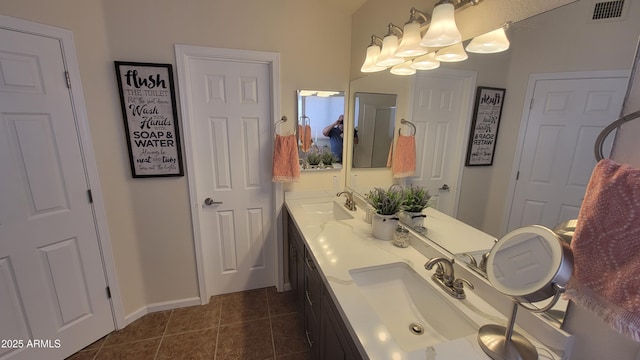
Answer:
xmin=284 ymin=191 xmax=563 ymax=360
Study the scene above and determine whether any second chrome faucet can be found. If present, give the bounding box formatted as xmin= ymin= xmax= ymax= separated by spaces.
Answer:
xmin=337 ymin=191 xmax=357 ymax=211
xmin=424 ymin=257 xmax=474 ymax=300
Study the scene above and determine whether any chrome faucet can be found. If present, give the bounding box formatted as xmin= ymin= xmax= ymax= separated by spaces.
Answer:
xmin=424 ymin=257 xmax=474 ymax=299
xmin=337 ymin=191 xmax=357 ymax=211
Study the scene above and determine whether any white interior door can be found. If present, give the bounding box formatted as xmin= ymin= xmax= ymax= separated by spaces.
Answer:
xmin=507 ymin=75 xmax=628 ymax=231
xmin=408 ymin=70 xmax=476 ymax=217
xmin=0 ymin=26 xmax=113 ymax=359
xmin=178 ymin=49 xmax=277 ymax=297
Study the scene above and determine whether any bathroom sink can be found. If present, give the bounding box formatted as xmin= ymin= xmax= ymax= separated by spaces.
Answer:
xmin=300 ymin=201 xmax=354 ymax=221
xmin=349 ymin=262 xmax=477 ymax=352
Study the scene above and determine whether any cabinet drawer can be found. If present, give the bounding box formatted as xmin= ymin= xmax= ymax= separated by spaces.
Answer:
xmin=304 ymin=250 xmax=322 ymax=319
xmin=305 ymin=300 xmax=321 ymax=360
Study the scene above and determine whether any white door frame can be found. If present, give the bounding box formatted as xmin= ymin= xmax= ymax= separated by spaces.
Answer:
xmin=174 ymin=45 xmax=283 ymax=303
xmin=500 ymin=70 xmax=630 ymax=234
xmin=0 ymin=15 xmax=124 ymax=328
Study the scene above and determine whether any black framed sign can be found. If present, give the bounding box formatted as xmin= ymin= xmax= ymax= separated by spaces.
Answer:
xmin=465 ymin=86 xmax=506 ymax=166
xmin=114 ymin=61 xmax=184 ymax=177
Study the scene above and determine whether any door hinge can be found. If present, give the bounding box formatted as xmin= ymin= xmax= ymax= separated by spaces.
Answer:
xmin=64 ymin=71 xmax=71 ymax=88
xmin=106 ymin=286 xmax=112 ymax=299
xmin=87 ymin=189 xmax=93 ymax=204
xmin=529 ymin=98 xmax=534 ymax=109
xmin=516 ymin=171 xmax=520 ymax=180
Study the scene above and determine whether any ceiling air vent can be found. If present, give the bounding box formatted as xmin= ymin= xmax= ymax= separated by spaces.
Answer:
xmin=591 ymin=0 xmax=628 ymax=21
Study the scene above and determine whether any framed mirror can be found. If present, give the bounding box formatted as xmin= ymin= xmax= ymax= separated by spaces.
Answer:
xmin=345 ymin=0 xmax=639 ymax=237
xmin=352 ymin=92 xmax=397 ymax=168
xmin=296 ymin=90 xmax=345 ymax=170
xmin=345 ymin=0 xmax=639 ymax=327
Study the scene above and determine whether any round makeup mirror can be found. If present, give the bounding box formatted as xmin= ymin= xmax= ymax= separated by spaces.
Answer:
xmin=478 ymin=225 xmax=573 ymax=360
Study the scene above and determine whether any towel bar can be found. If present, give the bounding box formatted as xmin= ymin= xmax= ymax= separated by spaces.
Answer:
xmin=594 ymin=109 xmax=640 ymax=161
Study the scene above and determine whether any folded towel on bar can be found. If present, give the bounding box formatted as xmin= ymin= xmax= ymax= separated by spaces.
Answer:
xmin=390 ymin=134 xmax=416 ymax=178
xmin=564 ymin=158 xmax=640 ymax=341
xmin=272 ymin=133 xmax=300 ymax=182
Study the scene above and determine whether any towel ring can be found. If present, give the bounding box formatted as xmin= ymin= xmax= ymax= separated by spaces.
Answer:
xmin=398 ymin=118 xmax=416 ymax=136
xmin=275 ymin=115 xmax=287 ymax=128
xmin=274 ymin=115 xmax=293 ymax=137
xmin=594 ymin=109 xmax=640 ymax=161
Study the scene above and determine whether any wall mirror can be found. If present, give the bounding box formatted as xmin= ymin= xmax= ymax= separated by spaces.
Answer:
xmin=345 ymin=0 xmax=638 ymax=247
xmin=352 ymin=92 xmax=397 ymax=168
xmin=345 ymin=0 xmax=639 ymax=326
xmin=297 ymin=89 xmax=345 ymax=170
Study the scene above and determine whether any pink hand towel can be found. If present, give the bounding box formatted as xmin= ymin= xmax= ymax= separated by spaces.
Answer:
xmin=298 ymin=124 xmax=312 ymax=152
xmin=272 ymin=133 xmax=300 ymax=182
xmin=391 ymin=134 xmax=416 ymax=178
xmin=564 ymin=158 xmax=640 ymax=341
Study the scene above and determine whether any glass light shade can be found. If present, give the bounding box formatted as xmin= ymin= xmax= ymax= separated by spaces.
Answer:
xmin=466 ymin=28 xmax=510 ymax=53
xmin=411 ymin=53 xmax=440 ymax=70
xmin=420 ymin=3 xmax=462 ymax=47
xmin=395 ymin=22 xmax=428 ymax=57
xmin=360 ymin=45 xmax=387 ymax=73
xmin=435 ymin=42 xmax=468 ymax=62
xmin=376 ymin=35 xmax=404 ymax=67
xmin=390 ymin=61 xmax=416 ymax=76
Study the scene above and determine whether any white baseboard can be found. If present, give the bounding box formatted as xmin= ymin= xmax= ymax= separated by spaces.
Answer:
xmin=147 ymin=296 xmax=202 ymax=313
xmin=122 ymin=296 xmax=202 ymax=328
xmin=123 ymin=306 xmax=148 ymax=328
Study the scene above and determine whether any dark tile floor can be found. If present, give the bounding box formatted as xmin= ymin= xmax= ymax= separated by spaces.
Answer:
xmin=67 ymin=287 xmax=310 ymax=360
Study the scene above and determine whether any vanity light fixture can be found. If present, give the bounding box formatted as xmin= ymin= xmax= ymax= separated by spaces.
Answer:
xmin=420 ymin=1 xmax=462 ymax=47
xmin=395 ymin=8 xmax=430 ymax=57
xmin=435 ymin=42 xmax=468 ymax=62
xmin=360 ymin=0 xmax=484 ymax=75
xmin=375 ymin=23 xmax=405 ymax=67
xmin=390 ymin=61 xmax=416 ymax=76
xmin=360 ymin=36 xmax=387 ymax=73
xmin=410 ymin=52 xmax=440 ymax=70
xmin=466 ymin=24 xmax=511 ymax=53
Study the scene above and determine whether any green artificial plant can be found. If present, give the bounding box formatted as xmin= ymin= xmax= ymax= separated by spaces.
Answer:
xmin=365 ymin=185 xmax=404 ymax=215
xmin=402 ymin=185 xmax=431 ymax=212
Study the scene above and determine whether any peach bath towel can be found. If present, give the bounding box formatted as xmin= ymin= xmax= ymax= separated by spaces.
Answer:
xmin=298 ymin=124 xmax=312 ymax=152
xmin=390 ymin=134 xmax=416 ymax=178
xmin=272 ymin=134 xmax=300 ymax=182
xmin=564 ymin=158 xmax=640 ymax=341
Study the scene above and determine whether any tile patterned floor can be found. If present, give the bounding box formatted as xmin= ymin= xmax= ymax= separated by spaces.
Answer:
xmin=66 ymin=287 xmax=311 ymax=360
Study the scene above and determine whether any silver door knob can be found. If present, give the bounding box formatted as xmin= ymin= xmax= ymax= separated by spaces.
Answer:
xmin=204 ymin=198 xmax=223 ymax=206
xmin=438 ymin=184 xmax=450 ymax=191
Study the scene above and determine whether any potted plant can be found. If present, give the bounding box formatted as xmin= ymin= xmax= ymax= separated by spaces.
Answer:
xmin=402 ymin=185 xmax=431 ymax=230
xmin=366 ymin=185 xmax=404 ymax=240
xmin=305 ymin=152 xmax=323 ymax=168
xmin=320 ymin=151 xmax=337 ymax=167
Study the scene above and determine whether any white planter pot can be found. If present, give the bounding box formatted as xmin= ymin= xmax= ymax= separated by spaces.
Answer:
xmin=403 ymin=211 xmax=426 ymax=232
xmin=371 ymin=213 xmax=399 ymax=241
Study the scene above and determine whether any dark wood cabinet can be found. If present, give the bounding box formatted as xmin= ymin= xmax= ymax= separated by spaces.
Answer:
xmin=288 ymin=218 xmax=305 ymax=317
xmin=320 ymin=291 xmax=360 ymax=360
xmin=286 ymin=209 xmax=363 ymax=360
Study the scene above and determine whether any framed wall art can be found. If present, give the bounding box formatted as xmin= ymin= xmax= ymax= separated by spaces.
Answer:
xmin=465 ymin=86 xmax=506 ymax=166
xmin=114 ymin=61 xmax=184 ymax=177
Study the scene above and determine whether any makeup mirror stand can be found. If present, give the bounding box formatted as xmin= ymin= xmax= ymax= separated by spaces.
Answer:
xmin=478 ymin=283 xmax=567 ymax=360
